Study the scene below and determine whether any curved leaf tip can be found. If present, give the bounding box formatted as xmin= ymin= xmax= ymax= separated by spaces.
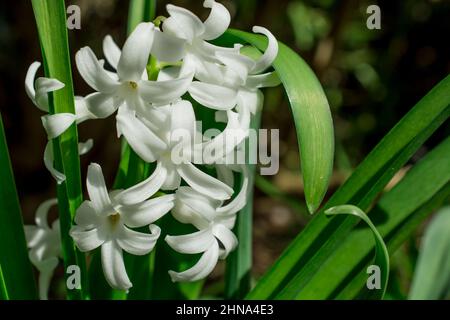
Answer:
xmin=325 ymin=205 xmax=389 ymax=299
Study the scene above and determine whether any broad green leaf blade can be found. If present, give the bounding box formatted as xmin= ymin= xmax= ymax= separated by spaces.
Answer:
xmin=247 ymin=75 xmax=450 ymax=299
xmin=324 ymin=205 xmax=389 ymax=299
xmin=275 ymin=136 xmax=450 ymax=300
xmin=0 ymin=115 xmax=37 ymax=300
xmin=31 ymin=0 xmax=88 ymax=299
xmin=409 ymin=206 xmax=450 ymax=300
xmin=219 ymin=29 xmax=335 ymax=214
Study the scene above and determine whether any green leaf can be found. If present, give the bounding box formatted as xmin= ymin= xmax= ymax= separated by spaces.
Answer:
xmin=0 ymin=114 xmax=37 ymax=300
xmin=218 ymin=29 xmax=335 ymax=214
xmin=127 ymin=0 xmax=156 ymax=34
xmin=324 ymin=205 xmax=389 ymax=299
xmin=274 ymin=136 xmax=450 ymax=299
xmin=31 ymin=0 xmax=88 ymax=300
xmin=409 ymin=206 xmax=450 ymax=300
xmin=247 ymin=74 xmax=450 ymax=299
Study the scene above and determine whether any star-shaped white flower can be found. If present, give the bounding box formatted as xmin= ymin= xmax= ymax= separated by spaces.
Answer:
xmin=75 ymin=22 xmax=194 ymax=121
xmin=70 ymin=163 xmax=174 ymax=290
xmin=24 ymin=199 xmax=61 ymax=300
xmin=188 ymin=26 xmax=280 ymax=115
xmin=114 ymin=99 xmax=234 ymax=205
xmin=152 ymin=0 xmax=239 ymax=77
xmin=165 ymin=166 xmax=249 ymax=282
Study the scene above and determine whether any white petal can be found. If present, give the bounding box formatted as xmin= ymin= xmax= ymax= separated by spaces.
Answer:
xmin=163 ymin=5 xmax=205 ymax=42
xmin=175 ymin=186 xmax=219 ymax=221
xmin=116 ymin=109 xmax=167 ymax=162
xmin=215 ymin=51 xmax=254 ymax=83
xmin=41 ymin=113 xmax=76 ymax=139
xmin=177 ymin=162 xmax=233 ymax=200
xmin=43 ymin=141 xmax=66 ymax=184
xmin=151 ymin=29 xmax=186 ymax=62
xmin=212 ymin=223 xmax=238 ymax=259
xmin=202 ymin=0 xmax=231 ymax=41
xmin=74 ymin=201 xmax=99 ymax=228
xmin=157 ymin=66 xmax=180 ymax=81
xmin=118 ymin=194 xmax=174 ymax=228
xmin=188 ymin=81 xmax=238 ymax=110
xmin=114 ymin=161 xmax=167 ymax=205
xmin=35 ymin=198 xmax=58 ymax=229
xmin=168 ymin=241 xmax=219 ymax=282
xmin=217 ymin=166 xmax=249 ymax=215
xmin=78 ymin=139 xmax=94 ymax=156
xmin=166 ymin=228 xmax=216 ymax=254
xmin=161 ymin=160 xmax=182 ymax=190
xmin=84 ymin=92 xmax=122 ymax=119
xmin=117 ymin=22 xmax=155 ymax=81
xmin=25 ymin=62 xmax=41 ymax=107
xmin=101 ymin=241 xmax=132 ymax=290
xmin=70 ymin=226 xmax=105 ymax=252
xmin=74 ymin=96 xmax=96 ymax=123
xmin=35 ymin=77 xmax=65 ymax=111
xmin=201 ymin=110 xmax=248 ymax=163
xmin=117 ymin=225 xmax=160 ymax=255
xmin=216 ymin=164 xmax=234 ymax=188
xmin=24 ymin=226 xmax=46 ymax=248
xmin=86 ymin=163 xmax=114 ymax=215
xmin=139 ymin=73 xmax=193 ymax=105
xmin=75 ymin=47 xmax=119 ymax=93
xmin=103 ymin=35 xmax=121 ymax=70
xmin=237 ymin=89 xmax=263 ymax=115
xmin=246 ymin=71 xmax=281 ymax=89
xmin=28 ymin=254 xmax=59 ymax=300
xmin=250 ymin=26 xmax=279 ymax=74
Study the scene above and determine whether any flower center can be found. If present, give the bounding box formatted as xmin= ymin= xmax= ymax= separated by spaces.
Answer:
xmin=129 ymin=81 xmax=138 ymax=90
xmin=108 ymin=213 xmax=121 ymax=228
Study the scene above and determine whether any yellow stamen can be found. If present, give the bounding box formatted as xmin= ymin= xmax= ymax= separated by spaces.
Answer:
xmin=129 ymin=81 xmax=138 ymax=89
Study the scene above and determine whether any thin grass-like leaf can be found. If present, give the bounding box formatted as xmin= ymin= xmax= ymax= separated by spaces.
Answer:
xmin=0 ymin=114 xmax=37 ymax=300
xmin=247 ymin=75 xmax=450 ymax=299
xmin=31 ymin=0 xmax=88 ymax=299
xmin=324 ymin=205 xmax=389 ymax=299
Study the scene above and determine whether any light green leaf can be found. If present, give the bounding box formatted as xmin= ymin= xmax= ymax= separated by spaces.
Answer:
xmin=409 ymin=206 xmax=450 ymax=300
xmin=218 ymin=29 xmax=335 ymax=214
xmin=0 ymin=114 xmax=37 ymax=300
xmin=247 ymin=74 xmax=450 ymax=299
xmin=31 ymin=0 xmax=88 ymax=300
xmin=325 ymin=205 xmax=389 ymax=299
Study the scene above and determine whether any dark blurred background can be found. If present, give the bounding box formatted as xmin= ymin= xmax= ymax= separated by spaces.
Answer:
xmin=0 ymin=0 xmax=449 ymax=298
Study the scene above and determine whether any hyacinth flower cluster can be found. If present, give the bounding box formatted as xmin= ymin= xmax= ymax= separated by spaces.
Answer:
xmin=24 ymin=0 xmax=280 ymax=296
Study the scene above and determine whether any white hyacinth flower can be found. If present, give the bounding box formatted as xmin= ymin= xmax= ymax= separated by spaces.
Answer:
xmin=165 ymin=166 xmax=249 ymax=282
xmin=153 ymin=0 xmax=239 ymax=76
xmin=70 ymin=163 xmax=174 ymax=290
xmin=188 ymin=27 xmax=280 ymax=116
xmin=25 ymin=62 xmax=95 ymax=183
xmin=114 ymin=100 xmax=234 ymax=205
xmin=24 ymin=199 xmax=61 ymax=300
xmin=75 ymin=22 xmax=194 ymax=121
